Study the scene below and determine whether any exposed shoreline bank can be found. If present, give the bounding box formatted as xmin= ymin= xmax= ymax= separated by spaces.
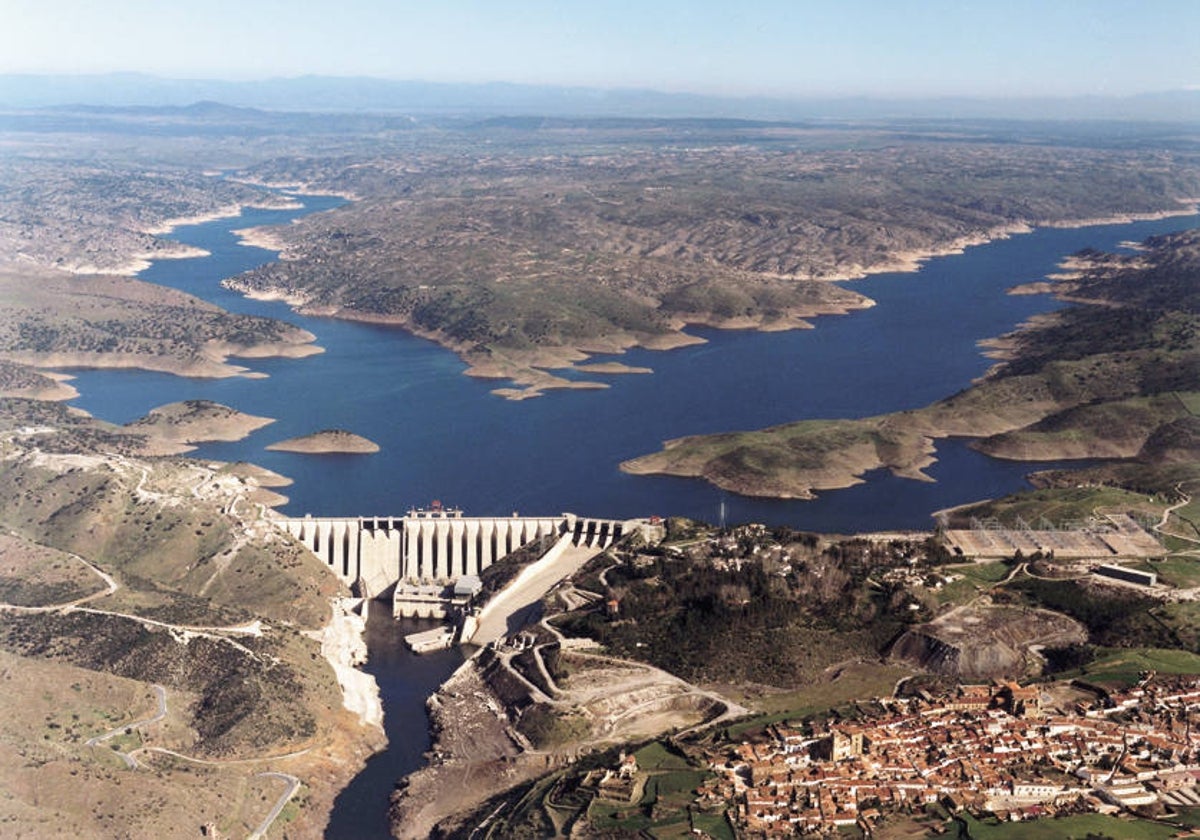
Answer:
xmin=140 ymin=198 xmax=305 ymax=238
xmin=2 ymin=338 xmax=323 ymax=382
xmin=814 ymin=202 xmax=1198 ymax=283
xmin=618 ymin=216 xmax=1200 ymax=501
xmin=266 ymin=429 xmax=381 ymax=454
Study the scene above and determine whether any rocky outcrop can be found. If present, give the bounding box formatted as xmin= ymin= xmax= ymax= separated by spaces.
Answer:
xmin=889 ymin=605 xmax=1086 ymax=679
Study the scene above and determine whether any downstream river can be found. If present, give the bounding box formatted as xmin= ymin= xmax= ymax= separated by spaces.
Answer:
xmin=62 ymin=196 xmax=1199 ymax=837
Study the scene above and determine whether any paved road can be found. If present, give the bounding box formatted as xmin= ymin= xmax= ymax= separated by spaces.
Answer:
xmin=248 ymin=772 xmax=302 ymax=840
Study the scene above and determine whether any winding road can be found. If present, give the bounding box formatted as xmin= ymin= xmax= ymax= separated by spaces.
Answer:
xmin=0 ymin=533 xmax=306 ymax=838
xmin=84 ymin=684 xmax=167 ymax=769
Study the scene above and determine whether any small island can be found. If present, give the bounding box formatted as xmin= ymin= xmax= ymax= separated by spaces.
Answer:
xmin=265 ymin=429 xmax=380 ymax=454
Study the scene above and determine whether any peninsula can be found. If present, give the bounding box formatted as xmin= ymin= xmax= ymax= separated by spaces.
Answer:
xmin=0 ymin=264 xmax=321 ymax=381
xmin=622 ymin=228 xmax=1200 ymax=502
xmin=124 ymin=400 xmax=275 ymax=454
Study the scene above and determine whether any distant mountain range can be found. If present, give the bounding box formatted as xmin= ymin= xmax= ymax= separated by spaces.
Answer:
xmin=0 ymin=73 xmax=1196 ymax=122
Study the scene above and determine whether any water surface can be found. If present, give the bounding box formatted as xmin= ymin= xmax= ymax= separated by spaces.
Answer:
xmin=326 ymin=614 xmax=463 ymax=840
xmin=66 ymin=202 xmax=1200 ymax=531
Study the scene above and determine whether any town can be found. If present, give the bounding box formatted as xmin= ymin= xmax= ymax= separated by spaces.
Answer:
xmin=706 ymin=676 xmax=1200 ymax=836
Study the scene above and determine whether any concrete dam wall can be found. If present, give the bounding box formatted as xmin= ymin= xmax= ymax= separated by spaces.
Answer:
xmin=279 ymin=510 xmax=625 ymax=598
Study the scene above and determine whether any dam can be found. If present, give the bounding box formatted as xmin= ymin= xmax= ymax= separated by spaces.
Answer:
xmin=278 ymin=506 xmax=628 ymax=616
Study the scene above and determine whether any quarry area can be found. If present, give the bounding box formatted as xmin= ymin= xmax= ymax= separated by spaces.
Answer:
xmin=389 ymin=602 xmax=746 ymax=838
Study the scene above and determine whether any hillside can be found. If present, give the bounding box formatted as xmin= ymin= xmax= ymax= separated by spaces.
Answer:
xmin=227 ymin=132 xmax=1200 ymax=397
xmin=0 ymin=264 xmax=320 ymax=381
xmin=124 ymin=400 xmax=275 ymax=454
xmin=0 ymin=400 xmax=382 ymax=838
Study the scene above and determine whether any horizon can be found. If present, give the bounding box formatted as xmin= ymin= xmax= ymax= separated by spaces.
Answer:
xmin=4 ymin=0 xmax=1198 ymax=100
xmin=5 ymin=68 xmax=1199 ymax=102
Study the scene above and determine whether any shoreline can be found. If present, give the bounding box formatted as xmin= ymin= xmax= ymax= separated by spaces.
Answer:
xmin=214 ymin=202 xmax=1198 ymax=402
xmin=125 ymin=401 xmax=277 ymax=455
xmin=616 ymin=206 xmax=1200 ymax=499
xmin=0 ymin=369 xmax=80 ymax=402
xmin=266 ymin=430 xmax=381 ymax=454
xmin=232 ymin=225 xmax=291 ymax=253
xmin=814 ymin=221 xmax=1035 ymax=282
xmin=1037 ymin=202 xmax=1200 ymax=230
xmin=811 ymin=202 xmax=1199 ymax=284
xmin=140 ymin=199 xmax=304 ymax=237
xmin=65 ymin=243 xmax=212 ymax=277
xmin=618 ymin=428 xmax=919 ymax=501
xmin=1 ymin=337 xmax=322 ymax=381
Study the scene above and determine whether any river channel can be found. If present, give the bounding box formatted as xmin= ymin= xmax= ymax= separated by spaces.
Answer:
xmin=60 ymin=194 xmax=1199 ymax=837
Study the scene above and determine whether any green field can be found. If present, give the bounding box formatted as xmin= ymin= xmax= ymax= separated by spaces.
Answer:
xmin=1157 ymin=602 xmax=1200 ymax=651
xmin=1167 ymin=496 xmax=1200 ymax=543
xmin=954 ymin=486 xmax=1164 ymax=529
xmin=1167 ymin=806 xmax=1200 ymax=829
xmin=1138 ymin=556 xmax=1200 ymax=588
xmin=587 ymin=799 xmax=652 ymax=832
xmin=634 ymin=741 xmax=691 ymax=771
xmin=955 ymin=812 xmax=1178 ymax=839
xmin=726 ymin=662 xmax=913 ymax=737
xmin=1177 ymin=392 xmax=1200 ymax=415
xmin=691 ymin=811 xmax=735 ymax=840
xmin=1066 ymin=647 xmax=1200 ymax=686
xmin=936 ymin=561 xmax=1012 ymax=604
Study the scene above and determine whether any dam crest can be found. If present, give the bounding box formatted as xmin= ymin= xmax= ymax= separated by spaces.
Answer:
xmin=279 ymin=507 xmax=628 ymax=615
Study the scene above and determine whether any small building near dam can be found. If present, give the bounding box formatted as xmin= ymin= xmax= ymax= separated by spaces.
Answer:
xmin=1093 ymin=564 xmax=1157 ymax=587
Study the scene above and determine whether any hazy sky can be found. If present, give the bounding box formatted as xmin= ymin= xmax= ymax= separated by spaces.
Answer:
xmin=3 ymin=0 xmax=1197 ymax=98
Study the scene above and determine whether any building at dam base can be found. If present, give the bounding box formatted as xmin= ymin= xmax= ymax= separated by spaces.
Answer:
xmin=278 ymin=507 xmax=629 ymax=617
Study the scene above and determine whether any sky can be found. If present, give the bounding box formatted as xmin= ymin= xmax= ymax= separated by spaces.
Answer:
xmin=2 ymin=0 xmax=1197 ymax=99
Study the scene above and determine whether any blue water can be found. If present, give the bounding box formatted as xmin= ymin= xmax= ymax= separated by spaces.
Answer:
xmin=64 ymin=199 xmax=1200 ymax=531
xmin=327 ymin=614 xmax=464 ymax=840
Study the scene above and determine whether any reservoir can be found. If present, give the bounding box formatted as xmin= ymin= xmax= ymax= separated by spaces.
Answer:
xmin=65 ymin=200 xmax=1199 ymax=532
xmin=59 ymin=196 xmax=1199 ymax=837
